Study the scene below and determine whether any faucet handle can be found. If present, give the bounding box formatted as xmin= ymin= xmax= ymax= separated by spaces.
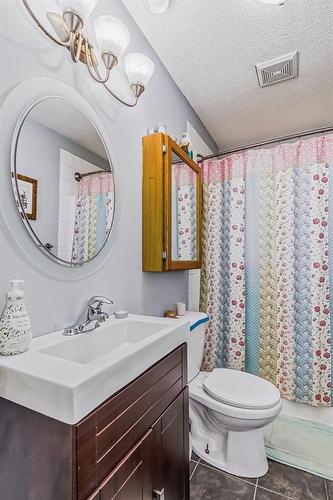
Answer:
xmin=88 ymin=296 xmax=114 ymax=312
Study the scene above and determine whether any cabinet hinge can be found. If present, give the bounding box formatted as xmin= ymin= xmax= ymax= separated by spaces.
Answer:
xmin=162 ymin=144 xmax=167 ymax=154
xmin=162 ymin=250 xmax=167 ymax=261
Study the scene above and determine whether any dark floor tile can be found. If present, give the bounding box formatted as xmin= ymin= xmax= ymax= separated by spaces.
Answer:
xmin=259 ymin=460 xmax=326 ymax=500
xmin=326 ymin=480 xmax=333 ymax=499
xmin=200 ymin=458 xmax=257 ymax=484
xmin=190 ymin=464 xmax=255 ymax=500
xmin=191 ymin=451 xmax=200 ymax=462
xmin=255 ymin=487 xmax=286 ymax=499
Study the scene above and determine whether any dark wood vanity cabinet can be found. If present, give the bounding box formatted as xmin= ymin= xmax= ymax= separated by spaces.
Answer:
xmin=91 ymin=390 xmax=188 ymax=500
xmin=0 ymin=344 xmax=189 ymax=500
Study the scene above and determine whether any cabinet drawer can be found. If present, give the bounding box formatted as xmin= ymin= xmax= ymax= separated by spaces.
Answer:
xmin=97 ymin=363 xmax=182 ymax=459
xmin=96 ymin=345 xmax=184 ymax=431
xmin=99 ymin=429 xmax=152 ymax=500
xmin=76 ymin=344 xmax=187 ymax=500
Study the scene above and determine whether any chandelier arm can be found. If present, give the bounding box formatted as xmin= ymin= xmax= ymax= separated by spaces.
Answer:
xmin=86 ymin=44 xmax=110 ymax=83
xmin=70 ymin=32 xmax=83 ymax=63
xmin=87 ymin=42 xmax=138 ymax=106
xmin=102 ymin=84 xmax=139 ymax=107
xmin=22 ymin=0 xmax=70 ymax=47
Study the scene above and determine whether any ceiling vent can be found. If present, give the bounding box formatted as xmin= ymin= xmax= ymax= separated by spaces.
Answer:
xmin=255 ymin=51 xmax=298 ymax=87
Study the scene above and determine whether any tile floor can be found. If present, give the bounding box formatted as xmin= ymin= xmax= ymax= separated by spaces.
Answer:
xmin=190 ymin=453 xmax=333 ymax=500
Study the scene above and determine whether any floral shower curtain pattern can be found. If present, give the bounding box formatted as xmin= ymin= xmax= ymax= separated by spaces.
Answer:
xmin=172 ymin=163 xmax=197 ymax=260
xmin=71 ymin=172 xmax=114 ymax=264
xmin=200 ymin=135 xmax=333 ymax=407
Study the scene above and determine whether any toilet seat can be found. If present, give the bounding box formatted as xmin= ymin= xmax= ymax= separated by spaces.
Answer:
xmin=203 ymin=368 xmax=281 ymax=410
xmin=189 ymin=372 xmax=282 ymax=421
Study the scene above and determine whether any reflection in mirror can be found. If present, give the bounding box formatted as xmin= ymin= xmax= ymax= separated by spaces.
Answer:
xmin=13 ymin=97 xmax=115 ymax=267
xmin=171 ymin=151 xmax=197 ymax=261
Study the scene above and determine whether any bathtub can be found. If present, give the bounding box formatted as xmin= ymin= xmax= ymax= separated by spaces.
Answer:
xmin=264 ymin=398 xmax=333 ymax=480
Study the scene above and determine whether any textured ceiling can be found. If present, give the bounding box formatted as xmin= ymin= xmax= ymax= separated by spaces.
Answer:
xmin=31 ymin=99 xmax=108 ymax=159
xmin=122 ymin=0 xmax=333 ymax=149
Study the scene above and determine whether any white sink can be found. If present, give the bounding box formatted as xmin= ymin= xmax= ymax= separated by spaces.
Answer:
xmin=0 ymin=314 xmax=189 ymax=424
xmin=40 ymin=319 xmax=167 ymax=365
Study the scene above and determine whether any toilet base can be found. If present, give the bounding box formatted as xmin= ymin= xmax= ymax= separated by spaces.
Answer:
xmin=192 ymin=428 xmax=268 ymax=478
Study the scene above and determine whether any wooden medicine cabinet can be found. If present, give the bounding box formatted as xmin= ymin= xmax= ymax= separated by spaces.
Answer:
xmin=143 ymin=133 xmax=201 ymax=272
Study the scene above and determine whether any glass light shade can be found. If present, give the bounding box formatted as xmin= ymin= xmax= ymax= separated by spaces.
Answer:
xmin=142 ymin=0 xmax=170 ymax=14
xmin=124 ymin=53 xmax=155 ymax=88
xmin=58 ymin=0 xmax=97 ymax=19
xmin=94 ymin=16 xmax=130 ymax=59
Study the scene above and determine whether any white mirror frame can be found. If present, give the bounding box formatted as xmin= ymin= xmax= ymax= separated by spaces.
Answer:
xmin=0 ymin=77 xmax=119 ymax=281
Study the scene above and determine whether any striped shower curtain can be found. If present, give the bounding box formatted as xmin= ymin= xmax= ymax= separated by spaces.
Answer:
xmin=71 ymin=172 xmax=114 ymax=264
xmin=200 ymin=135 xmax=333 ymax=407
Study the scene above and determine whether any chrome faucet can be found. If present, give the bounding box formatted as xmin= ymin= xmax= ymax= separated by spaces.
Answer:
xmin=63 ymin=296 xmax=114 ymax=336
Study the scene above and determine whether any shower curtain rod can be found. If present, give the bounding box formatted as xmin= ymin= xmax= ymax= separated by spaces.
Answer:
xmin=196 ymin=125 xmax=333 ymax=162
xmin=74 ymin=170 xmax=109 ymax=181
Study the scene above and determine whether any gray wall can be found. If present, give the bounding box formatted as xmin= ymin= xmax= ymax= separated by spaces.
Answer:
xmin=0 ymin=0 xmax=216 ymax=336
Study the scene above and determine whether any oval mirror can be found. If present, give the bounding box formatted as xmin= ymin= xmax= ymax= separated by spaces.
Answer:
xmin=11 ymin=97 xmax=115 ymax=267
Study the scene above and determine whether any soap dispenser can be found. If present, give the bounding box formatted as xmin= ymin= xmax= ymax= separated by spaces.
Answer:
xmin=0 ymin=280 xmax=32 ymax=355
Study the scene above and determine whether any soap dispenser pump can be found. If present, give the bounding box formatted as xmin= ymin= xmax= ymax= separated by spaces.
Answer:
xmin=0 ymin=280 xmax=32 ymax=355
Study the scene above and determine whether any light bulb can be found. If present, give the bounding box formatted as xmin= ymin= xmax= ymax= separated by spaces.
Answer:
xmin=142 ymin=0 xmax=170 ymax=14
xmin=58 ymin=0 xmax=97 ymax=20
xmin=124 ymin=53 xmax=155 ymax=88
xmin=94 ymin=16 xmax=130 ymax=59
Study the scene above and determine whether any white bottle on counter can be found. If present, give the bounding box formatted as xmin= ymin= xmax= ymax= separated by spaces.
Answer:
xmin=0 ymin=280 xmax=32 ymax=355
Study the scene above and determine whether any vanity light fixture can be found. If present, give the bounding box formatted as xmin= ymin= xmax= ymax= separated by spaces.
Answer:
xmin=21 ymin=0 xmax=155 ymax=107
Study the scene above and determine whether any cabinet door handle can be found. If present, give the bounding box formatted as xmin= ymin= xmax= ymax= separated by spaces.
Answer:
xmin=153 ymin=489 xmax=165 ymax=500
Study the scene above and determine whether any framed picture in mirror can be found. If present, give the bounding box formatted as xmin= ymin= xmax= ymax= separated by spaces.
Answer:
xmin=17 ymin=174 xmax=38 ymax=220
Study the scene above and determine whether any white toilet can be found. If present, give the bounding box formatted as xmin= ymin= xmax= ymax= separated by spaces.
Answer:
xmin=187 ymin=312 xmax=282 ymax=478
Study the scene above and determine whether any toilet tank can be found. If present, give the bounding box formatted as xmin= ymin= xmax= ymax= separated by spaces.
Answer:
xmin=186 ymin=312 xmax=209 ymax=382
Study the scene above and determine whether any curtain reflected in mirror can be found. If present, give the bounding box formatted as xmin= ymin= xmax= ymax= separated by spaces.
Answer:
xmin=171 ymin=158 xmax=197 ymax=261
xmin=71 ymin=172 xmax=114 ymax=264
xmin=13 ymin=97 xmax=115 ymax=267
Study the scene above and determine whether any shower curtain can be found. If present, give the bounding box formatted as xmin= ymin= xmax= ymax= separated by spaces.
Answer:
xmin=172 ymin=163 xmax=197 ymax=260
xmin=71 ymin=172 xmax=114 ymax=264
xmin=200 ymin=135 xmax=333 ymax=407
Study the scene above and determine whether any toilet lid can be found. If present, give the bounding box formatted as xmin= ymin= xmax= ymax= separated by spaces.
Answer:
xmin=203 ymin=369 xmax=281 ymax=409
